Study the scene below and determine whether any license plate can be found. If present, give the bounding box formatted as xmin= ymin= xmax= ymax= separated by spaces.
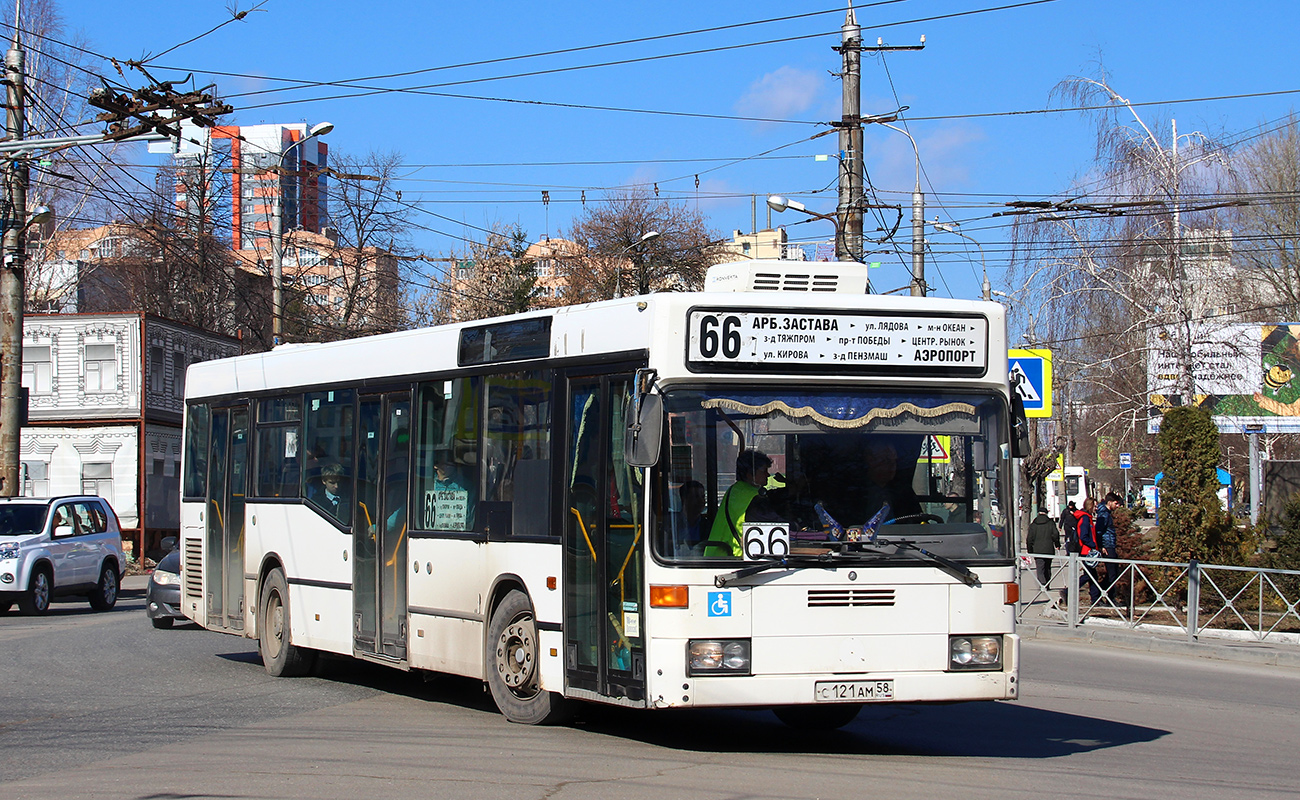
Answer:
xmin=814 ymin=679 xmax=894 ymax=703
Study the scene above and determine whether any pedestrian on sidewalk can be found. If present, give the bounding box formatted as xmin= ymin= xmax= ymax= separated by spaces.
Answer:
xmin=1096 ymin=492 xmax=1121 ymax=597
xmin=1026 ymin=509 xmax=1059 ymax=589
xmin=1075 ymin=497 xmax=1103 ymax=604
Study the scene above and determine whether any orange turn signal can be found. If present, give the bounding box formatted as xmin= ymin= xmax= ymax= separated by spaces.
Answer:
xmin=1004 ymin=582 xmax=1020 ymax=605
xmin=650 ymin=585 xmax=689 ymax=608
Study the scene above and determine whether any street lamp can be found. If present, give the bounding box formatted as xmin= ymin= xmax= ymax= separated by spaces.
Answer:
xmin=766 ymin=195 xmax=842 ymax=256
xmin=614 ymin=230 xmax=660 ymax=298
xmin=867 ymin=120 xmax=927 ymax=297
xmin=272 ymin=121 xmax=333 ymax=346
xmin=932 ymin=220 xmax=990 ymax=301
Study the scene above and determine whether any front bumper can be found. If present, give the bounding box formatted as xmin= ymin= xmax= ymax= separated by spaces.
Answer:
xmin=146 ymin=581 xmax=183 ymax=620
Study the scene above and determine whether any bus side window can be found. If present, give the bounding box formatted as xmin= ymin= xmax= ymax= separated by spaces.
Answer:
xmin=414 ymin=377 xmax=480 ymax=532
xmin=303 ymin=390 xmax=356 ymax=526
xmin=484 ymin=371 xmax=552 ymax=538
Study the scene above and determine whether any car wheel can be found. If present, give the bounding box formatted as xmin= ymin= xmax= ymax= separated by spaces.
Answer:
xmin=485 ymin=589 xmax=570 ymax=725
xmin=773 ymin=703 xmax=862 ymax=730
xmin=258 ymin=567 xmax=315 ymax=677
xmin=151 ymin=616 xmax=174 ymax=629
xmin=88 ymin=563 xmax=119 ymax=611
xmin=18 ymin=568 xmax=51 ymax=615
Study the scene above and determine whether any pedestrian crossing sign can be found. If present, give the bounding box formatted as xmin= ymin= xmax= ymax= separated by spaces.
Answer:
xmin=1008 ymin=348 xmax=1052 ymax=418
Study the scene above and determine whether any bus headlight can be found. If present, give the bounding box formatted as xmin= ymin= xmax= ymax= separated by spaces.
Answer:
xmin=949 ymin=635 xmax=1002 ymax=670
xmin=688 ymin=639 xmax=751 ymax=675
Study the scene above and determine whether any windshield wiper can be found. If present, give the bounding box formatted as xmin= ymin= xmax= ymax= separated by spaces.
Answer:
xmin=878 ymin=539 xmax=981 ymax=587
xmin=714 ymin=554 xmax=838 ymax=587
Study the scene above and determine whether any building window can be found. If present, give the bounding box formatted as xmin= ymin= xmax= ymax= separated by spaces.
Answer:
xmin=173 ymin=352 xmax=187 ymax=397
xmin=82 ymin=462 xmax=113 ymax=498
xmin=21 ymin=461 xmax=48 ymax=497
xmin=150 ymin=346 xmax=164 ymax=393
xmin=21 ymin=345 xmax=52 ymax=394
xmin=84 ymin=344 xmax=118 ymax=393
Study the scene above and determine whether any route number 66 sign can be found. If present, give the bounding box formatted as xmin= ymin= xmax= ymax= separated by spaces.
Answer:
xmin=744 ymin=522 xmax=790 ymax=560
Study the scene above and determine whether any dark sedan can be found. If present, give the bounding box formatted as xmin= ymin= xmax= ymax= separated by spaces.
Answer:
xmin=146 ymin=550 xmax=184 ymax=628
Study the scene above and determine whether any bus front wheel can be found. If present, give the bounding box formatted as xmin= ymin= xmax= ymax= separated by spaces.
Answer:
xmin=486 ymin=590 xmax=570 ymax=725
xmin=259 ymin=568 xmax=316 ymax=677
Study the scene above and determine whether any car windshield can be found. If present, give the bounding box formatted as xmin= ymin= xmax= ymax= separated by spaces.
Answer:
xmin=654 ymin=387 xmax=1013 ymax=564
xmin=0 ymin=505 xmax=50 ymax=536
xmin=156 ymin=550 xmax=181 ymax=573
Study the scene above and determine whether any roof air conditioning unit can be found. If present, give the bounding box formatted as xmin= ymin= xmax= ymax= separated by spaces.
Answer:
xmin=704 ymin=259 xmax=868 ymax=294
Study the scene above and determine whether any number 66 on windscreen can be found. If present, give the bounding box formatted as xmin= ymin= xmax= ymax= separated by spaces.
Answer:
xmin=744 ymin=522 xmax=789 ymax=560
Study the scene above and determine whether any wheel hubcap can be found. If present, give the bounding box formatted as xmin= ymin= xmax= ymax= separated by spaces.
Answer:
xmin=496 ymin=616 xmax=537 ymax=697
xmin=102 ymin=571 xmax=117 ymax=604
xmin=267 ymin=594 xmax=284 ymax=658
xmin=33 ymin=574 xmax=49 ymax=609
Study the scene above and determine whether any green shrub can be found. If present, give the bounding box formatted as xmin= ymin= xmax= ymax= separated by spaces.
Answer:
xmin=1156 ymin=407 xmax=1237 ymax=562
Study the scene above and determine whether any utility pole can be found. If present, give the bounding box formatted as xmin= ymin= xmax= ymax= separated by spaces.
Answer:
xmin=834 ymin=6 xmax=862 ymax=263
xmin=834 ymin=4 xmax=923 ymax=275
xmin=0 ymin=28 xmax=26 ymax=496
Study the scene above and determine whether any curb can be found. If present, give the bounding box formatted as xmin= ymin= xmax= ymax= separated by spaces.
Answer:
xmin=1019 ymin=622 xmax=1300 ymax=669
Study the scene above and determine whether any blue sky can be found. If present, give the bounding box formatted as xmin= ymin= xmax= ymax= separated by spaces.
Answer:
xmin=48 ymin=0 xmax=1300 ymax=299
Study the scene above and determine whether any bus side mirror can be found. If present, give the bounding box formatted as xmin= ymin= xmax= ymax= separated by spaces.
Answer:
xmin=1009 ymin=392 xmax=1031 ymax=459
xmin=625 ymin=393 xmax=663 ymax=468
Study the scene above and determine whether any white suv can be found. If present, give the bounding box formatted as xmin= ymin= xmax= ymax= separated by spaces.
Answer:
xmin=0 ymin=496 xmax=127 ymax=615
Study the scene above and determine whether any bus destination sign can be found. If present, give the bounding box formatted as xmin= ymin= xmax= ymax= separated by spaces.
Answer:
xmin=686 ymin=309 xmax=988 ymax=373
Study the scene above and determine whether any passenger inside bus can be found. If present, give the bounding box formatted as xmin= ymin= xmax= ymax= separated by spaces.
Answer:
xmin=309 ymin=463 xmax=352 ymax=524
xmin=665 ymin=479 xmax=707 ymax=555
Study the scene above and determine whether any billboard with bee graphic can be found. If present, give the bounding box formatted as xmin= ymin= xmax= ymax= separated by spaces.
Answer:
xmin=1148 ymin=323 xmax=1300 ymax=434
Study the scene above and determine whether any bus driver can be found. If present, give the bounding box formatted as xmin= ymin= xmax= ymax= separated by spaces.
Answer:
xmin=704 ymin=449 xmax=774 ymax=557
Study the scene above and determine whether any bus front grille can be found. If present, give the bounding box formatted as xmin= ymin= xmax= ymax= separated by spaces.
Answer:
xmin=183 ymin=538 xmax=203 ymax=599
xmin=807 ymin=588 xmax=896 ymax=607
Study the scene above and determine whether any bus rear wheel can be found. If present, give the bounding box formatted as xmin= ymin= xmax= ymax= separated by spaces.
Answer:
xmin=773 ymin=703 xmax=862 ymax=730
xmin=486 ymin=590 xmax=569 ymax=725
xmin=259 ymin=568 xmax=316 ymax=677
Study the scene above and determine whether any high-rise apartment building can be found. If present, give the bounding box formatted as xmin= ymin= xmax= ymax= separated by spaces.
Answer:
xmin=173 ymin=122 xmax=330 ymax=251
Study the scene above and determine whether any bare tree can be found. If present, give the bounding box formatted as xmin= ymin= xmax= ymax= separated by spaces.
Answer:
xmin=291 ymin=150 xmax=409 ymax=339
xmin=1228 ymin=115 xmax=1300 ymax=317
xmin=1007 ymin=73 xmax=1238 ymax=479
xmin=560 ymin=188 xmax=724 ymax=302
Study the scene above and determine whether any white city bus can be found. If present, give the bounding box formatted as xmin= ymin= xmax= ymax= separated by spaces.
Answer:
xmin=179 ymin=261 xmax=1027 ymax=727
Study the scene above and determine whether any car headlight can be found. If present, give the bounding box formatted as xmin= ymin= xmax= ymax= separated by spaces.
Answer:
xmin=688 ymin=639 xmax=750 ymax=676
xmin=0 ymin=542 xmax=19 ymax=561
xmin=949 ymin=635 xmax=1002 ymax=671
xmin=152 ymin=570 xmax=180 ymax=587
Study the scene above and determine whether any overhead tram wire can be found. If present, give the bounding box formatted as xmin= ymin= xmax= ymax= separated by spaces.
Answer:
xmin=147 ymin=3 xmax=907 ymax=93
xmin=147 ymin=1 xmax=1058 ymax=107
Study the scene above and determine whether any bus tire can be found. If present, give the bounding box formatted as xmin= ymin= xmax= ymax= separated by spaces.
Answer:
xmin=773 ymin=703 xmax=862 ymax=730
xmin=486 ymin=589 xmax=570 ymax=725
xmin=259 ymin=568 xmax=315 ymax=677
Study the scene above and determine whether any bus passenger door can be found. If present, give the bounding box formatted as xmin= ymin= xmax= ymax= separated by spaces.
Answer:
xmin=205 ymin=405 xmax=248 ymax=631
xmin=354 ymin=392 xmax=411 ymax=661
xmin=563 ymin=373 xmax=646 ymax=703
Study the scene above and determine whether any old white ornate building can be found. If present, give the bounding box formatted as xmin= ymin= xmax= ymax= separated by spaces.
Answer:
xmin=20 ymin=313 xmax=239 ymax=559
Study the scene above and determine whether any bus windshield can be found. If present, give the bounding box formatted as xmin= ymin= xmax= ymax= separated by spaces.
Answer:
xmin=656 ymin=387 xmax=1013 ymax=563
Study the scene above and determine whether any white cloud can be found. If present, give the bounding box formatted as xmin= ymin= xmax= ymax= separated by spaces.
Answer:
xmin=736 ymin=66 xmax=826 ymax=120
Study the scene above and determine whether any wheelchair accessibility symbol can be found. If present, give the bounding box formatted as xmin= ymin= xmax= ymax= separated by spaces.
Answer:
xmin=707 ymin=591 xmax=732 ymax=617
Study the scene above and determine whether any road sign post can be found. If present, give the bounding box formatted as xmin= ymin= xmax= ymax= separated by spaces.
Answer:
xmin=1120 ymin=452 xmax=1132 ymax=501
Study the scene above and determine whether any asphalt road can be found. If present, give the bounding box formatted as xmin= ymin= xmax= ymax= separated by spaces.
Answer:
xmin=2 ymin=587 xmax=1298 ymax=799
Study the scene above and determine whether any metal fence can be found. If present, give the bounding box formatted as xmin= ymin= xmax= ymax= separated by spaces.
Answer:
xmin=1017 ymin=553 xmax=1300 ymax=645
